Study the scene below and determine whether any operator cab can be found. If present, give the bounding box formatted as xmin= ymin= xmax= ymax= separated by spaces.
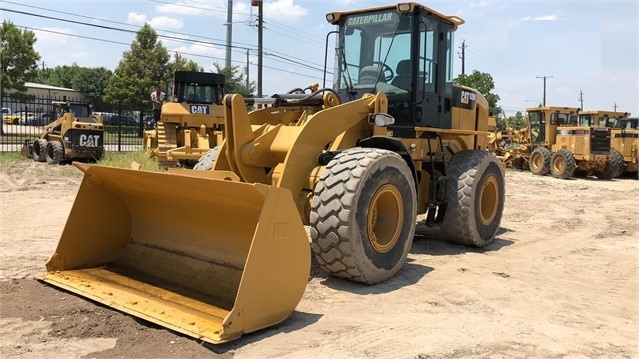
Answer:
xmin=327 ymin=3 xmax=465 ymax=133
xmin=168 ymin=71 xmax=226 ymax=105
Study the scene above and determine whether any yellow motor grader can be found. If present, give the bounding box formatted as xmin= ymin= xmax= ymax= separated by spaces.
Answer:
xmin=495 ymin=106 xmax=623 ymax=179
xmin=22 ymin=101 xmax=104 ymax=164
xmin=144 ymin=71 xmax=225 ymax=168
xmin=40 ymin=2 xmax=505 ymax=345
xmin=577 ymin=110 xmax=634 ymax=177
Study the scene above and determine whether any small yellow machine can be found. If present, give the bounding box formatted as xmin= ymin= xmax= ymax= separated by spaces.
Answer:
xmin=144 ymin=71 xmax=225 ymax=167
xmin=22 ymin=101 xmax=104 ymax=164
xmin=41 ymin=3 xmax=505 ymax=344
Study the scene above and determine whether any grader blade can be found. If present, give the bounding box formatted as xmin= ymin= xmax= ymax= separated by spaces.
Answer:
xmin=40 ymin=163 xmax=310 ymax=344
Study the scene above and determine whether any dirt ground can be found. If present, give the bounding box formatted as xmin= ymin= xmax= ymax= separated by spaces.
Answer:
xmin=1 ymin=160 xmax=637 ymax=359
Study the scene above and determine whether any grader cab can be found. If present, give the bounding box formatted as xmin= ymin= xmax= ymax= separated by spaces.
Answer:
xmin=577 ymin=110 xmax=633 ymax=176
xmin=41 ymin=2 xmax=505 ymax=344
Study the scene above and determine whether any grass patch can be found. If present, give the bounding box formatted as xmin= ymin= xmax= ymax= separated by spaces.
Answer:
xmin=97 ymin=150 xmax=163 ymax=172
xmin=0 ymin=151 xmax=25 ymax=166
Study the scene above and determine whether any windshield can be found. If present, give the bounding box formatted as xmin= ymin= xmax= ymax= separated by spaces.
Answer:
xmin=181 ymin=83 xmax=222 ymax=104
xmin=69 ymin=104 xmax=90 ymax=117
xmin=528 ymin=111 xmax=544 ymax=143
xmin=337 ymin=9 xmax=409 ymax=92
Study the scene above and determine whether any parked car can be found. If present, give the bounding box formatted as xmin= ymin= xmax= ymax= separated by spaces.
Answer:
xmin=21 ymin=113 xmax=56 ymax=126
xmin=143 ymin=116 xmax=156 ymax=130
xmin=3 ymin=111 xmax=33 ymax=125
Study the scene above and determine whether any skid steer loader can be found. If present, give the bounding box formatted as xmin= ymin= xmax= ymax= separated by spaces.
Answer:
xmin=21 ymin=101 xmax=104 ymax=164
xmin=40 ymin=2 xmax=505 ymax=344
xmin=144 ymin=71 xmax=225 ymax=168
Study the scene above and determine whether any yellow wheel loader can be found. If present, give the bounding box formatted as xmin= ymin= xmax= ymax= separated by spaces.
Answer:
xmin=22 ymin=101 xmax=104 ymax=164
xmin=144 ymin=71 xmax=225 ymax=168
xmin=40 ymin=3 xmax=505 ymax=344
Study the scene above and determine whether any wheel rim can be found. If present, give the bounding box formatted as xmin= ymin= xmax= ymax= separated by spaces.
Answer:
xmin=553 ymin=155 xmax=565 ymax=173
xmin=531 ymin=153 xmax=541 ymax=170
xmin=367 ymin=184 xmax=403 ymax=253
xmin=479 ymin=175 xmax=499 ymax=226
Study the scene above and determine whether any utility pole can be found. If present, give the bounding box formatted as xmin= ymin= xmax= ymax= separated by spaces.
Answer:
xmin=613 ymin=103 xmax=618 ymax=112
xmin=252 ymin=0 xmax=263 ymax=98
xmin=536 ymin=75 xmax=553 ymax=106
xmin=578 ymin=90 xmax=584 ymax=111
xmin=458 ymin=40 xmax=467 ymax=75
xmin=245 ymin=50 xmax=250 ymax=88
xmin=225 ymin=0 xmax=233 ymax=69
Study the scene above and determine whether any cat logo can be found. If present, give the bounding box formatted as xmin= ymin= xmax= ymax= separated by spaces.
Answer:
xmin=190 ymin=105 xmax=210 ymax=114
xmin=79 ymin=134 xmax=100 ymax=147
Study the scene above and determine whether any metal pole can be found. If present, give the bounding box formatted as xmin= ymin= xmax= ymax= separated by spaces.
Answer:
xmin=257 ymin=0 xmax=263 ymax=97
xmin=225 ymin=0 xmax=233 ymax=69
xmin=246 ymin=50 xmax=250 ymax=88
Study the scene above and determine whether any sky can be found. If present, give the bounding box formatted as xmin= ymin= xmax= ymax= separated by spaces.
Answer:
xmin=2 ymin=0 xmax=637 ymax=115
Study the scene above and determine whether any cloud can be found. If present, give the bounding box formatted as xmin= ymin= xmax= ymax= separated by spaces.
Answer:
xmin=521 ymin=14 xmax=559 ymax=21
xmin=127 ymin=12 xmax=147 ymax=24
xmin=127 ymin=12 xmax=184 ymax=29
xmin=264 ymin=0 xmax=308 ymax=21
xmin=470 ymin=0 xmax=492 ymax=9
xmin=32 ymin=27 xmax=75 ymax=44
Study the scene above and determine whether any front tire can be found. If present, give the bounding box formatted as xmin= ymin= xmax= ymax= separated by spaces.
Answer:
xmin=529 ymin=147 xmax=551 ymax=175
xmin=594 ymin=149 xmax=624 ymax=180
xmin=441 ymin=150 xmax=505 ymax=247
xmin=32 ymin=139 xmax=47 ymax=162
xmin=310 ymin=148 xmax=417 ymax=284
xmin=550 ymin=149 xmax=576 ymax=179
xmin=46 ymin=141 xmax=64 ymax=165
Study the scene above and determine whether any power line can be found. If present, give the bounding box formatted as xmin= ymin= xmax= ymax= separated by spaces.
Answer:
xmin=3 ymin=1 xmax=330 ymax=71
xmin=17 ymin=25 xmax=323 ymax=81
xmin=4 ymin=6 xmax=332 ymax=77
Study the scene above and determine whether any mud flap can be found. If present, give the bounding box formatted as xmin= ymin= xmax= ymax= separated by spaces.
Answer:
xmin=40 ymin=163 xmax=311 ymax=344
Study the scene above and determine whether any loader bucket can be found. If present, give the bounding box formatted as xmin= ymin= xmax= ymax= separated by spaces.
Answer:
xmin=40 ymin=163 xmax=311 ymax=344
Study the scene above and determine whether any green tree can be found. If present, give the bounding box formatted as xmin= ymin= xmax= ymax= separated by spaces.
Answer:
xmin=453 ymin=70 xmax=501 ymax=116
xmin=167 ymin=52 xmax=204 ymax=75
xmin=505 ymin=111 xmax=527 ymax=130
xmin=213 ymin=64 xmax=255 ymax=97
xmin=0 ymin=21 xmax=40 ymax=135
xmin=0 ymin=21 xmax=40 ymax=97
xmin=103 ymin=24 xmax=170 ymax=110
xmin=39 ymin=64 xmax=112 ymax=108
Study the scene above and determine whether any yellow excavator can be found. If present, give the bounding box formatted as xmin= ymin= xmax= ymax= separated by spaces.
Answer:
xmin=40 ymin=2 xmax=505 ymax=344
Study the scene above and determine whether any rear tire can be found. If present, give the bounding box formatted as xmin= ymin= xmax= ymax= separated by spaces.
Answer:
xmin=32 ymin=139 xmax=47 ymax=162
xmin=550 ymin=149 xmax=576 ymax=179
xmin=594 ymin=149 xmax=624 ymax=180
xmin=441 ymin=150 xmax=505 ymax=247
xmin=46 ymin=141 xmax=64 ymax=165
xmin=529 ymin=147 xmax=551 ymax=175
xmin=310 ymin=148 xmax=416 ymax=284
xmin=193 ymin=147 xmax=219 ymax=171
